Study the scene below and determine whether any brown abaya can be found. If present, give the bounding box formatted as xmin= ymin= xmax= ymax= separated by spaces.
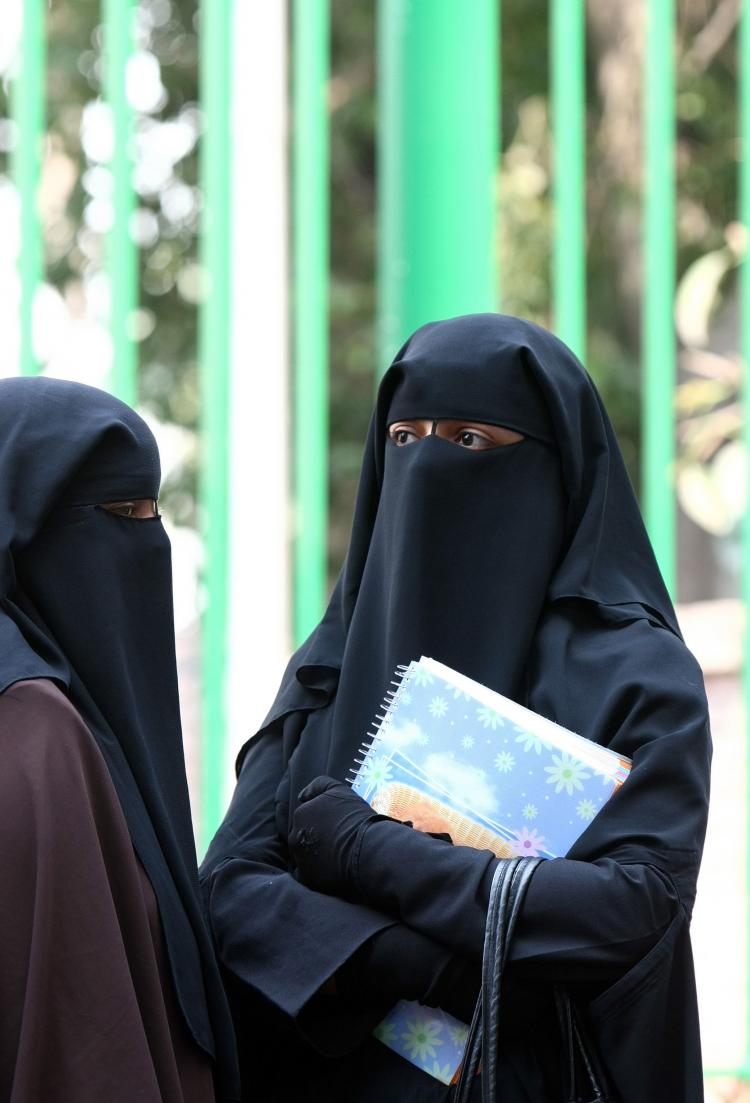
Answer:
xmin=0 ymin=678 xmax=215 ymax=1103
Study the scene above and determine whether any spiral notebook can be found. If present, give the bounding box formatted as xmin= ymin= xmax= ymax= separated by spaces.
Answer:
xmin=349 ymin=656 xmax=631 ymax=1085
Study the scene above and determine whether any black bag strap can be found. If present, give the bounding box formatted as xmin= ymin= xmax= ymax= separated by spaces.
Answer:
xmin=453 ymin=857 xmax=611 ymax=1103
xmin=554 ymin=987 xmax=611 ymax=1103
xmin=455 ymin=857 xmax=541 ymax=1102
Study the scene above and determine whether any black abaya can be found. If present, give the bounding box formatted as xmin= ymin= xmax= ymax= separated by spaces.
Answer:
xmin=201 ymin=314 xmax=710 ymax=1102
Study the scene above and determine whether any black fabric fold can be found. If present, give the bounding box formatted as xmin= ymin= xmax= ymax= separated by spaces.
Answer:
xmin=203 ymin=723 xmax=396 ymax=1037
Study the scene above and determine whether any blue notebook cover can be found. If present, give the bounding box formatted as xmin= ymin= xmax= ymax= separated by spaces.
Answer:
xmin=350 ymin=656 xmax=631 ymax=1085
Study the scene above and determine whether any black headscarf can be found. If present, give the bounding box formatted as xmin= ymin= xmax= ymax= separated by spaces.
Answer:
xmin=0 ymin=376 xmax=238 ymax=1095
xmin=247 ymin=315 xmax=699 ymax=848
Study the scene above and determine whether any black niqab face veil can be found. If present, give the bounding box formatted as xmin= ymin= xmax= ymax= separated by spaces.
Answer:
xmin=252 ymin=314 xmax=693 ymax=847
xmin=321 ymin=350 xmax=567 ymax=782
xmin=0 ymin=377 xmax=236 ymax=1085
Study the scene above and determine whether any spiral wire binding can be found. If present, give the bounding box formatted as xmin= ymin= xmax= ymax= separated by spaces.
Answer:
xmin=346 ymin=662 xmax=417 ymax=786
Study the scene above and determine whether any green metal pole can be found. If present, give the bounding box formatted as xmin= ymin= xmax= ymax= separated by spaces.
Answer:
xmin=103 ymin=0 xmax=138 ymax=405
xmin=12 ymin=0 xmax=46 ymax=377
xmin=551 ymin=0 xmax=586 ymax=361
xmin=642 ymin=0 xmax=676 ymax=596
xmin=377 ymin=0 xmax=499 ymax=370
xmin=740 ymin=0 xmax=750 ymax=1077
xmin=497 ymin=0 xmax=502 ymax=310
xmin=198 ymin=0 xmax=233 ymax=848
xmin=293 ymin=0 xmax=329 ymax=645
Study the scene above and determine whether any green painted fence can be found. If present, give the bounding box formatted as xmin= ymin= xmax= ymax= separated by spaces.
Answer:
xmin=197 ymin=0 xmax=233 ymax=846
xmin=643 ymin=0 xmax=677 ymax=598
xmin=741 ymin=0 xmax=750 ymax=1079
xmin=293 ymin=0 xmax=330 ymax=646
xmin=103 ymin=0 xmax=138 ymax=406
xmin=550 ymin=0 xmax=586 ymax=362
xmin=377 ymin=0 xmax=498 ymax=367
xmin=12 ymin=0 xmax=45 ymax=378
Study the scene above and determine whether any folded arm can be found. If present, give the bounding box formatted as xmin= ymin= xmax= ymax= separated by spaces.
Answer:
xmin=200 ymin=730 xmax=479 ymax=1053
xmin=290 ymin=777 xmax=680 ymax=986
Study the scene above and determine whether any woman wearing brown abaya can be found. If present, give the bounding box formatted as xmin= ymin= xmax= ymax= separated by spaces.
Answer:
xmin=0 ymin=378 xmax=239 ymax=1103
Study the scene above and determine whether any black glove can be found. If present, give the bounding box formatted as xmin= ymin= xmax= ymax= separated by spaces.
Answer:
xmin=289 ymin=775 xmax=406 ymax=899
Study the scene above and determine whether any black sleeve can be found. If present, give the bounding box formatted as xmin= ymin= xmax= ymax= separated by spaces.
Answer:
xmin=201 ymin=732 xmax=395 ymax=1033
xmin=200 ymin=726 xmax=477 ymax=1054
xmin=352 ymin=818 xmax=679 ymax=983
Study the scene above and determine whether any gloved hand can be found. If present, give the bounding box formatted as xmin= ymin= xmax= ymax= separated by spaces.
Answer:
xmin=289 ymin=775 xmax=407 ymax=899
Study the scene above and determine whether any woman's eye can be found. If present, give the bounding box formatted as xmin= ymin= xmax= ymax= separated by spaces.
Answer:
xmin=456 ymin=431 xmax=492 ymax=450
xmin=100 ymin=500 xmax=157 ymax=518
xmin=390 ymin=428 xmax=419 ymax=446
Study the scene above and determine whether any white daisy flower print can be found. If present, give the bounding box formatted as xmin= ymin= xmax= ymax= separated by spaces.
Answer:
xmin=412 ymin=667 xmax=435 ymax=688
xmin=522 ymin=802 xmax=538 ymax=820
xmin=448 ymin=1022 xmax=469 ymax=1046
xmin=477 ymin=706 xmax=504 ymax=729
xmin=576 ymin=798 xmax=597 ymax=821
xmin=494 ymin=751 xmax=515 ymax=773
xmin=401 ymin=1018 xmax=443 ymax=1063
xmin=461 ymin=734 xmax=475 ymax=750
xmin=544 ymin=753 xmax=590 ymax=796
xmin=374 ymin=1018 xmax=398 ymax=1046
xmin=514 ymin=728 xmax=546 ymax=754
xmin=359 ymin=754 xmax=393 ymax=790
xmin=428 ymin=696 xmax=448 ymax=719
xmin=430 ymin=1061 xmax=453 ymax=1085
xmin=444 ymin=681 xmax=470 ymax=701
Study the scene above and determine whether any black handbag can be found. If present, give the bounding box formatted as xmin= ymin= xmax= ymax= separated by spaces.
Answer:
xmin=454 ymin=857 xmax=612 ymax=1103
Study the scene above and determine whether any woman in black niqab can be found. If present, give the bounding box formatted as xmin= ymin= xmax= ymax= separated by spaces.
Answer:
xmin=201 ymin=314 xmax=711 ymax=1102
xmin=0 ymin=377 xmax=239 ymax=1103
